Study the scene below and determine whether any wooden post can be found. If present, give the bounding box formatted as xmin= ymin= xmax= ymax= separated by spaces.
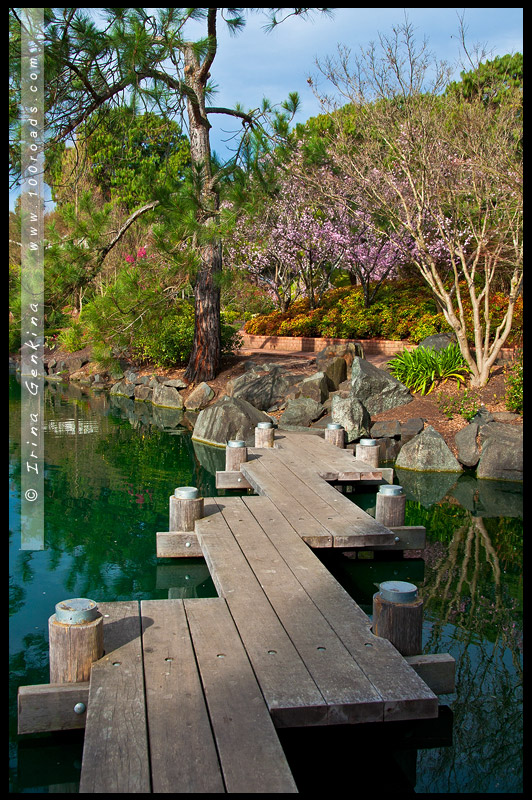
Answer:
xmin=324 ymin=423 xmax=345 ymax=448
xmin=225 ymin=440 xmax=248 ymax=471
xmin=355 ymin=438 xmax=380 ymax=467
xmin=375 ymin=484 xmax=406 ymax=527
xmin=48 ymin=598 xmax=104 ymax=684
xmin=254 ymin=422 xmax=274 ymax=448
xmin=372 ymin=581 xmax=423 ymax=657
xmin=169 ymin=487 xmax=204 ymax=532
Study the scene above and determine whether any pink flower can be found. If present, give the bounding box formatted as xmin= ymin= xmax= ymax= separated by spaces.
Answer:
xmin=137 ymin=247 xmax=147 ymax=259
xmin=125 ymin=254 xmax=135 ymax=264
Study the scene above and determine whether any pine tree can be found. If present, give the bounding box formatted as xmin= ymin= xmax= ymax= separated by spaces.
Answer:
xmin=10 ymin=8 xmax=332 ymax=382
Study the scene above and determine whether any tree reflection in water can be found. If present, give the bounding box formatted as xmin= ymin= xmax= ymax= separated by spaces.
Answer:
xmin=415 ymin=506 xmax=522 ymax=793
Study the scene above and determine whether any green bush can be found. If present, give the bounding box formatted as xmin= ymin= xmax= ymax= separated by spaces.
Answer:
xmin=131 ymin=307 xmax=242 ymax=369
xmin=505 ymin=352 xmax=523 ymax=414
xmin=388 ymin=344 xmax=471 ymax=396
xmin=58 ymin=320 xmax=87 ymax=352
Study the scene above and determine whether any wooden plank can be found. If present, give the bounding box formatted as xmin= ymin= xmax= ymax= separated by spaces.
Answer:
xmin=246 ymin=449 xmax=396 ymax=548
xmin=404 ymin=654 xmax=456 ymax=695
xmin=140 ymin=599 xmax=225 ymax=794
xmin=215 ymin=470 xmax=252 ymax=490
xmin=358 ymin=526 xmax=426 ymax=552
xmin=242 ymin=495 xmax=438 ymax=723
xmin=156 ymin=530 xmax=204 ymax=557
xmin=184 ymin=598 xmax=298 ymax=793
xmin=18 ymin=682 xmax=90 ymax=735
xmin=79 ymin=601 xmax=151 ymax=794
xmin=276 ymin=432 xmax=383 ymax=481
xmin=218 ymin=496 xmax=384 ymax=726
xmin=240 ymin=459 xmax=333 ymax=547
xmin=196 ymin=500 xmax=328 ymax=727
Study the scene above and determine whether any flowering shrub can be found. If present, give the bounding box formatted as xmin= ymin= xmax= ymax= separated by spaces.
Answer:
xmin=243 ymin=280 xmax=523 ymax=345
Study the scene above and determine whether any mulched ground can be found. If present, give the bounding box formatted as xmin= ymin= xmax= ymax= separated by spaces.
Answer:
xmin=42 ymin=343 xmax=521 ymax=456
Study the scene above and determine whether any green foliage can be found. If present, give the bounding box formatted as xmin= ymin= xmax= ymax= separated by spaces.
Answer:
xmin=505 ymin=352 xmax=523 ymax=414
xmin=131 ymin=307 xmax=196 ymax=367
xmin=83 ymin=108 xmax=190 ymax=211
xmin=57 ymin=320 xmax=87 ymax=353
xmin=446 ymin=53 xmax=523 ymax=109
xmin=388 ymin=344 xmax=471 ymax=396
xmin=132 ymin=310 xmax=241 ymax=368
xmin=437 ymin=389 xmax=482 ymax=421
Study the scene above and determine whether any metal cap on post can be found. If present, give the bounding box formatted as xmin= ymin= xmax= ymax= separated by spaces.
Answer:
xmin=225 ymin=440 xmax=248 ymax=471
xmin=372 ymin=581 xmax=423 ymax=656
xmin=170 ymin=486 xmax=204 ymax=532
xmin=255 ymin=421 xmax=274 ymax=448
xmin=48 ymin=598 xmax=104 ymax=684
xmin=324 ymin=422 xmax=345 ymax=448
xmin=378 ymin=580 xmax=418 ymax=603
xmin=355 ymin=438 xmax=380 ymax=467
xmin=375 ymin=484 xmax=406 ymax=527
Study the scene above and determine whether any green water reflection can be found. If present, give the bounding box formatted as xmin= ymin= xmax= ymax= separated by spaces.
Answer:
xmin=9 ymin=374 xmax=522 ymax=793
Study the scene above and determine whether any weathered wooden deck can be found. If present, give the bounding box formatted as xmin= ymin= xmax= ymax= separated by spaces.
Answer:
xmin=19 ymin=430 xmax=450 ymax=793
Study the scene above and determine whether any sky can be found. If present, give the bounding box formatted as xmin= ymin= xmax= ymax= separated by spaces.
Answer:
xmin=185 ymin=7 xmax=523 ymax=161
xmin=10 ymin=7 xmax=522 ymax=211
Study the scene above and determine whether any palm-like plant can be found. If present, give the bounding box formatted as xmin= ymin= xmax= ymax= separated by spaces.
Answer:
xmin=388 ymin=344 xmax=470 ymax=395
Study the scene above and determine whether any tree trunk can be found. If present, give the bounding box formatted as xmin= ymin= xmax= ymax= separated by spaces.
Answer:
xmin=182 ymin=42 xmax=222 ymax=384
xmin=184 ymin=242 xmax=222 ymax=382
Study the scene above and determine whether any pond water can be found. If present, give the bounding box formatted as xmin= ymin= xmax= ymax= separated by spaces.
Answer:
xmin=9 ymin=373 xmax=523 ymax=793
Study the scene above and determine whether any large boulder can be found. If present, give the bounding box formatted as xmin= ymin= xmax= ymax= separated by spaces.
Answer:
xmin=184 ymin=382 xmax=215 ymax=410
xmin=226 ymin=364 xmax=301 ymax=411
xmin=315 ymin=342 xmax=364 ymax=371
xmin=192 ymin=396 xmax=272 ymax=447
xmin=476 ymin=422 xmax=523 ymax=481
xmin=350 ymin=357 xmax=413 ymax=415
xmin=417 ymin=333 xmax=456 ymax=351
xmin=395 ymin=425 xmax=463 ymax=473
xmin=278 ymin=397 xmax=325 ymax=428
xmin=152 ymin=383 xmax=184 ymax=409
xmin=454 ymin=423 xmax=481 ymax=468
xmin=293 ymin=371 xmax=330 ymax=403
xmin=110 ymin=379 xmax=135 ymax=399
xmin=330 ymin=392 xmax=371 ymax=442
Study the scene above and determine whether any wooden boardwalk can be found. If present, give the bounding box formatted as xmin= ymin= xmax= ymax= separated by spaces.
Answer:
xmin=20 ymin=430 xmax=446 ymax=793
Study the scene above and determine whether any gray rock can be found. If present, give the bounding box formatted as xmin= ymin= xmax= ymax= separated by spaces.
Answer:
xmin=331 ymin=393 xmax=371 ymax=442
xmin=294 ymin=371 xmax=330 ymax=404
xmin=110 ymin=379 xmax=135 ymax=398
xmin=350 ymin=357 xmax=413 ymax=415
xmin=321 ymin=356 xmax=348 ymax=391
xmin=470 ymin=407 xmax=495 ymax=426
xmin=278 ymin=397 xmax=325 ymax=427
xmin=185 ymin=382 xmax=215 ymax=410
xmin=370 ymin=420 xmax=401 ymax=439
xmin=162 ymin=377 xmax=188 ymax=389
xmin=400 ymin=418 xmax=425 ymax=438
xmin=377 ymin=437 xmax=402 ymax=462
xmin=417 ymin=333 xmax=456 ymax=351
xmin=152 ymin=383 xmax=184 ymax=410
xmin=395 ymin=425 xmax=463 ymax=473
xmin=315 ymin=342 xmax=364 ymax=370
xmin=226 ymin=365 xmax=301 ymax=410
xmin=192 ymin=396 xmax=273 ymax=447
xmin=476 ymin=422 xmax=523 ymax=481
xmin=134 ymin=384 xmax=153 ymax=402
xmin=455 ymin=423 xmax=480 ymax=468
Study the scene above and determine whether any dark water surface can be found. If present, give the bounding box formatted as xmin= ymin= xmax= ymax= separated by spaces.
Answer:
xmin=9 ymin=374 xmax=522 ymax=793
